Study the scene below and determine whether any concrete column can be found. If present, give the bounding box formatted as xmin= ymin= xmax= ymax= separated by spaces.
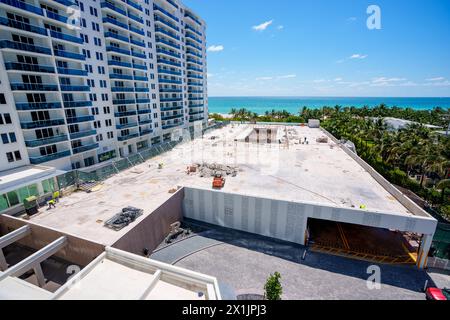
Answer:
xmin=0 ymin=249 xmax=8 ymax=271
xmin=417 ymin=234 xmax=433 ymax=269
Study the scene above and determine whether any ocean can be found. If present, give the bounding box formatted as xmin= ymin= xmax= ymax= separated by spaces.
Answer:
xmin=208 ymin=97 xmax=450 ymax=115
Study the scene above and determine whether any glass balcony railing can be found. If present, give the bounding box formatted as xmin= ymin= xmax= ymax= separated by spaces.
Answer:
xmin=5 ymin=62 xmax=54 ymax=73
xmin=69 ymin=129 xmax=97 ymax=140
xmin=57 ymin=67 xmax=88 ymax=76
xmin=189 ymin=116 xmax=204 ymax=122
xmin=66 ymin=115 xmax=95 ymax=124
xmin=140 ymin=129 xmax=153 ymax=136
xmin=63 ymin=100 xmax=93 ymax=108
xmin=186 ymin=41 xmax=202 ymax=52
xmin=167 ymin=0 xmax=178 ymax=9
xmin=0 ymin=40 xmax=51 ymax=55
xmin=187 ymin=66 xmax=203 ymax=72
xmin=109 ymin=73 xmax=134 ymax=80
xmin=132 ymin=63 xmax=147 ymax=70
xmin=154 ymin=16 xmax=179 ymax=32
xmin=0 ymin=0 xmax=43 ymax=16
xmin=161 ymin=113 xmax=183 ymax=121
xmin=111 ymin=87 xmax=134 ymax=92
xmin=156 ymin=48 xmax=181 ymax=59
xmin=159 ymin=88 xmax=182 ymax=93
xmin=188 ymin=96 xmax=204 ymax=100
xmin=21 ymin=119 xmax=66 ymax=129
xmin=118 ymin=133 xmax=139 ymax=141
xmin=157 ymin=58 xmax=181 ymax=67
xmin=187 ymin=57 xmax=203 ymax=66
xmin=158 ymin=78 xmax=182 ymax=84
xmin=29 ymin=150 xmax=71 ymax=164
xmin=187 ymin=50 xmax=203 ymax=59
xmin=189 ymin=103 xmax=204 ymax=108
xmin=130 ymin=38 xmax=145 ymax=47
xmin=185 ymin=24 xmax=202 ymax=37
xmin=189 ymin=110 xmax=204 ymax=116
xmin=11 ymin=83 xmax=58 ymax=91
xmin=162 ymin=122 xmax=183 ymax=130
xmin=134 ymin=87 xmax=149 ymax=92
xmin=45 ymin=11 xmax=70 ymax=24
xmin=53 ymin=49 xmax=86 ymax=61
xmin=16 ymin=101 xmax=62 ymax=110
xmin=155 ymin=26 xmax=180 ymax=41
xmin=123 ymin=0 xmax=142 ymax=11
xmin=113 ymin=99 xmax=135 ymax=105
xmin=161 ymin=106 xmax=183 ymax=112
xmin=53 ymin=0 xmax=78 ymax=7
xmin=129 ymin=25 xmax=144 ymax=36
xmin=104 ymin=31 xmax=129 ymax=43
xmin=160 ymin=97 xmax=182 ymax=102
xmin=60 ymin=85 xmax=90 ymax=92
xmin=102 ymin=17 xmax=128 ymax=30
xmin=156 ymin=37 xmax=180 ymax=50
xmin=133 ymin=76 xmax=148 ymax=81
xmin=137 ymin=109 xmax=151 ymax=114
xmin=101 ymin=2 xmax=127 ymax=16
xmin=136 ymin=98 xmax=150 ymax=104
xmin=108 ymin=60 xmax=132 ymax=68
xmin=185 ymin=33 xmax=202 ymax=44
xmin=131 ymin=51 xmax=146 ymax=59
xmin=158 ymin=68 xmax=182 ymax=76
xmin=188 ymin=81 xmax=203 ymax=87
xmin=114 ymin=110 xmax=137 ymax=117
xmin=0 ymin=17 xmax=48 ymax=35
xmin=138 ymin=119 xmax=152 ymax=125
xmin=116 ymin=122 xmax=138 ymax=129
xmin=128 ymin=12 xmax=143 ymax=24
xmin=72 ymin=143 xmax=99 ymax=154
xmin=185 ymin=12 xmax=202 ymax=26
xmin=106 ymin=46 xmax=131 ymax=56
xmin=153 ymin=3 xmax=179 ymax=22
xmin=50 ymin=30 xmax=83 ymax=44
xmin=187 ymin=74 xmax=203 ymax=80
xmin=25 ymin=134 xmax=68 ymax=148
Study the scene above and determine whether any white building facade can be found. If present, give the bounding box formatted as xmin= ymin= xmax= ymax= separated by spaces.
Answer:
xmin=0 ymin=0 xmax=208 ymax=172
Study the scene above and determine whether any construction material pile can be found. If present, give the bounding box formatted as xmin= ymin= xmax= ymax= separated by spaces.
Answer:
xmin=104 ymin=206 xmax=143 ymax=231
xmin=195 ymin=163 xmax=238 ymax=178
xmin=316 ymin=136 xmax=329 ymax=143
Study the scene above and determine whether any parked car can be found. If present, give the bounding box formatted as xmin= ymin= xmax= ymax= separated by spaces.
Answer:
xmin=425 ymin=287 xmax=450 ymax=300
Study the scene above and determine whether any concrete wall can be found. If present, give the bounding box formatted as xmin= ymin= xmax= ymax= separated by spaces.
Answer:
xmin=427 ymin=257 xmax=450 ymax=271
xmin=112 ymin=189 xmax=185 ymax=256
xmin=0 ymin=215 xmax=104 ymax=266
xmin=182 ymin=187 xmax=437 ymax=246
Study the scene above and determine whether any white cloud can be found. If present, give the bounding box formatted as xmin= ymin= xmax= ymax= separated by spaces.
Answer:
xmin=347 ymin=17 xmax=357 ymax=22
xmin=256 ymin=76 xmax=273 ymax=81
xmin=277 ymin=25 xmax=284 ymax=30
xmin=207 ymin=73 xmax=214 ymax=78
xmin=334 ymin=77 xmax=343 ymax=81
xmin=207 ymin=45 xmax=224 ymax=52
xmin=277 ymin=74 xmax=296 ymax=79
xmin=252 ymin=20 xmax=273 ymax=31
xmin=426 ymin=77 xmax=445 ymax=82
xmin=350 ymin=54 xmax=368 ymax=59
xmin=372 ymin=77 xmax=407 ymax=83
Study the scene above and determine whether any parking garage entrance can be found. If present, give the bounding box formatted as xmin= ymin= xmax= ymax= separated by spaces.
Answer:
xmin=307 ymin=218 xmax=420 ymax=265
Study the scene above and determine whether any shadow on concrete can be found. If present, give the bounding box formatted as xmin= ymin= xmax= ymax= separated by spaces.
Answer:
xmin=183 ymin=218 xmax=436 ymax=294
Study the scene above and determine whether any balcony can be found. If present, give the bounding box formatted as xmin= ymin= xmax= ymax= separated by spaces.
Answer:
xmin=187 ymin=66 xmax=203 ymax=73
xmin=5 ymin=62 xmax=54 ymax=73
xmin=101 ymin=1 xmax=127 ymax=16
xmin=106 ymin=46 xmax=131 ymax=56
xmin=25 ymin=134 xmax=68 ymax=148
xmin=157 ymin=58 xmax=181 ymax=67
xmin=158 ymin=68 xmax=181 ymax=76
xmin=29 ymin=150 xmax=71 ymax=164
xmin=187 ymin=58 xmax=203 ymax=66
xmin=154 ymin=16 xmax=179 ymax=32
xmin=109 ymin=73 xmax=134 ymax=80
xmin=161 ymin=105 xmax=183 ymax=112
xmin=53 ymin=0 xmax=78 ymax=6
xmin=123 ymin=0 xmax=142 ymax=11
xmin=186 ymin=41 xmax=202 ymax=52
xmin=116 ymin=122 xmax=138 ymax=129
xmin=189 ymin=103 xmax=204 ymax=108
xmin=139 ymin=119 xmax=152 ymax=125
xmin=189 ymin=110 xmax=204 ymax=116
xmin=167 ymin=0 xmax=178 ymax=9
xmin=66 ymin=115 xmax=95 ymax=124
xmin=129 ymin=25 xmax=144 ymax=36
xmin=131 ymin=50 xmax=146 ymax=59
xmin=132 ymin=63 xmax=147 ymax=70
xmin=0 ymin=40 xmax=51 ymax=55
xmin=155 ymin=26 xmax=180 ymax=41
xmin=156 ymin=48 xmax=181 ymax=59
xmin=134 ymin=87 xmax=149 ymax=92
xmin=11 ymin=83 xmax=58 ymax=91
xmin=159 ymin=79 xmax=182 ymax=84
xmin=185 ymin=33 xmax=202 ymax=44
xmin=57 ymin=67 xmax=88 ymax=76
xmin=0 ymin=17 xmax=47 ymax=36
xmin=136 ymin=98 xmax=150 ymax=104
xmin=153 ymin=4 xmax=179 ymax=22
xmin=162 ymin=122 xmax=182 ymax=130
xmin=189 ymin=116 xmax=204 ymax=122
xmin=188 ymin=96 xmax=204 ymax=100
xmin=137 ymin=109 xmax=151 ymax=114
xmin=189 ymin=90 xmax=204 ymax=94
xmin=63 ymin=101 xmax=93 ymax=108
xmin=187 ymin=74 xmax=203 ymax=80
xmin=188 ymin=82 xmax=203 ymax=87
xmin=185 ymin=24 xmax=202 ymax=37
xmin=160 ymin=97 xmax=182 ymax=102
xmin=16 ymin=101 xmax=61 ymax=111
xmin=72 ymin=143 xmax=99 ymax=154
xmin=50 ymin=30 xmax=83 ymax=44
xmin=128 ymin=12 xmax=143 ymax=24
xmin=0 ymin=0 xmax=43 ymax=16
xmin=20 ymin=119 xmax=66 ymax=129
xmin=60 ymin=85 xmax=90 ymax=92
xmin=156 ymin=37 xmax=180 ymax=50
xmin=53 ymin=49 xmax=85 ymax=61
xmin=161 ymin=113 xmax=183 ymax=121
xmin=185 ymin=12 xmax=202 ymax=26
xmin=140 ymin=129 xmax=153 ymax=136
xmin=113 ymin=99 xmax=135 ymax=105
xmin=187 ymin=50 xmax=203 ymax=59
xmin=118 ymin=133 xmax=139 ymax=141
xmin=159 ymin=88 xmax=182 ymax=93
xmin=114 ymin=110 xmax=137 ymax=117
xmin=69 ymin=129 xmax=97 ymax=140
xmin=111 ymin=87 xmax=134 ymax=92
xmin=45 ymin=11 xmax=70 ymax=24
xmin=102 ymin=17 xmax=129 ymax=31
xmin=104 ymin=31 xmax=129 ymax=43
xmin=108 ymin=60 xmax=132 ymax=68
xmin=133 ymin=76 xmax=148 ymax=82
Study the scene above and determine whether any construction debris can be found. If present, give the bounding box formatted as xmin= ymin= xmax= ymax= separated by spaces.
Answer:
xmin=104 ymin=206 xmax=143 ymax=231
xmin=78 ymin=181 xmax=101 ymax=193
xmin=194 ymin=162 xmax=238 ymax=178
xmin=316 ymin=136 xmax=329 ymax=143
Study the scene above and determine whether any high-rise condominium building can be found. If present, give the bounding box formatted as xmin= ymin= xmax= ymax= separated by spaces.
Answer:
xmin=0 ymin=0 xmax=208 ymax=171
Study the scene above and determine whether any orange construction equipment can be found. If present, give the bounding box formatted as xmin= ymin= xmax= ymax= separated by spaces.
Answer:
xmin=212 ymin=175 xmax=225 ymax=189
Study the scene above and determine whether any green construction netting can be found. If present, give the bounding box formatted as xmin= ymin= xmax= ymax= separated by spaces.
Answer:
xmin=432 ymin=223 xmax=450 ymax=259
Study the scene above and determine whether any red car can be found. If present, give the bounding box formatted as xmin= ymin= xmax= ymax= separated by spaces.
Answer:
xmin=425 ymin=287 xmax=450 ymax=300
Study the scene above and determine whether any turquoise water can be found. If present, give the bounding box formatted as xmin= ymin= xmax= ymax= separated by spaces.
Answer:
xmin=208 ymin=97 xmax=450 ymax=114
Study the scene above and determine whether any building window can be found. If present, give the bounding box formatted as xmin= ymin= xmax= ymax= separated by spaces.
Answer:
xmin=0 ymin=94 xmax=6 ymax=104
xmin=6 ymin=152 xmax=14 ymax=162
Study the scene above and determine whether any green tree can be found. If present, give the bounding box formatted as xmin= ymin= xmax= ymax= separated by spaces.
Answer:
xmin=264 ymin=272 xmax=282 ymax=300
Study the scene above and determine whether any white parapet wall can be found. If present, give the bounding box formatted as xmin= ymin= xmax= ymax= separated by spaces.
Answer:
xmin=182 ymin=187 xmax=437 ymax=268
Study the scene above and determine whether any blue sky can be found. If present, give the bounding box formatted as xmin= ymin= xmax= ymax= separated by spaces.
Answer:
xmin=183 ymin=0 xmax=450 ymax=97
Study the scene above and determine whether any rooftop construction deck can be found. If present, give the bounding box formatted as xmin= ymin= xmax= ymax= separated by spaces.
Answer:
xmin=26 ymin=123 xmax=427 ymax=245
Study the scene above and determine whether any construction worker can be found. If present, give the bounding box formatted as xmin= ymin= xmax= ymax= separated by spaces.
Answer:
xmin=48 ymin=199 xmax=56 ymax=209
xmin=53 ymin=190 xmax=60 ymax=203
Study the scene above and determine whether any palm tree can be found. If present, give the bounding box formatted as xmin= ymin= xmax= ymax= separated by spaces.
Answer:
xmin=437 ymin=179 xmax=450 ymax=202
